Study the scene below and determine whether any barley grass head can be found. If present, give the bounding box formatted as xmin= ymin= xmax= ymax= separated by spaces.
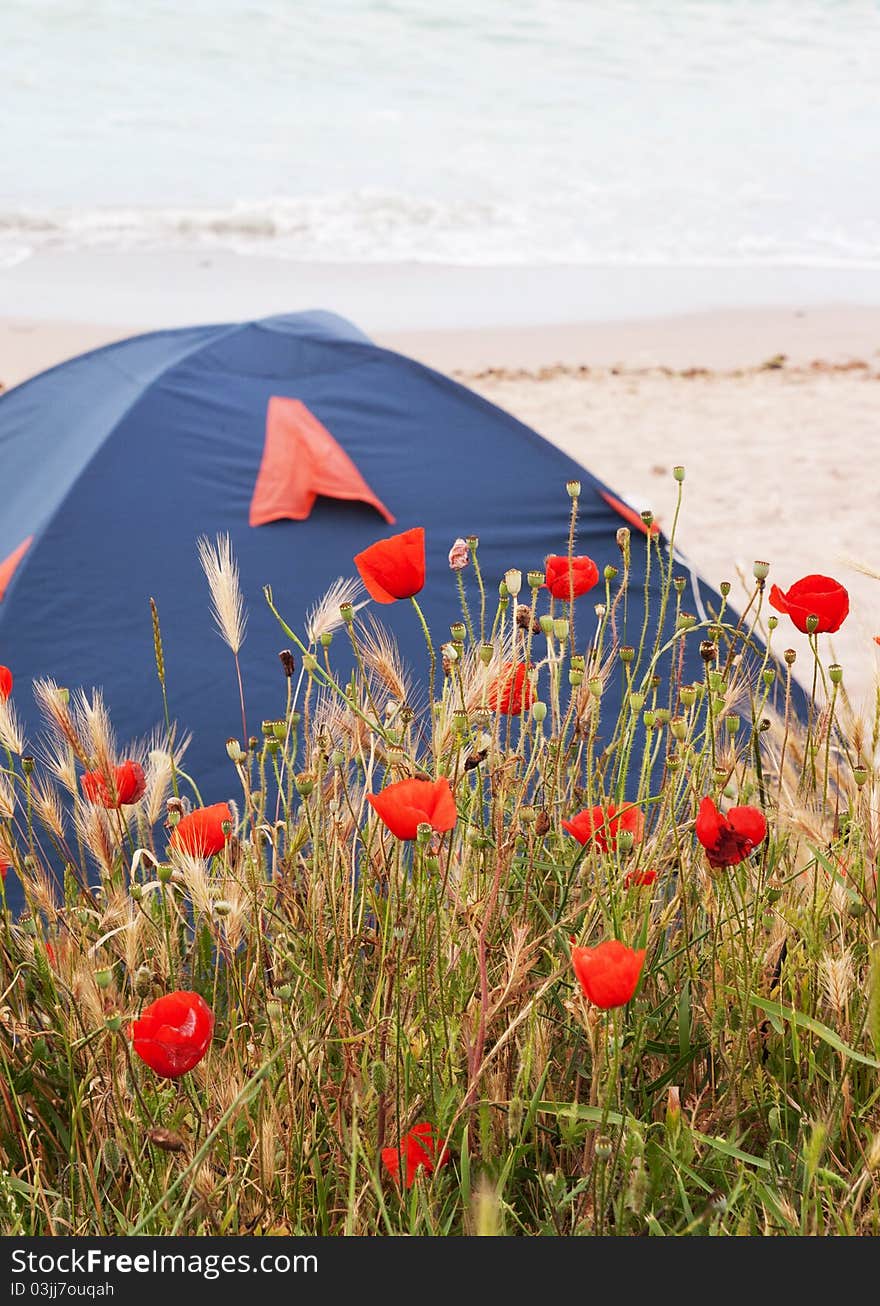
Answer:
xmin=198 ymin=532 xmax=247 ymax=655
xmin=305 ymin=576 xmax=367 ymax=645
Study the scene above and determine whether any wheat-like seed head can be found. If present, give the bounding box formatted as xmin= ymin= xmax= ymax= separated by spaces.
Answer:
xmin=306 ymin=575 xmax=367 ymax=645
xmin=198 ymin=532 xmax=247 ymax=654
xmin=0 ymin=773 xmax=15 ymax=820
xmin=31 ymin=777 xmax=65 ymax=840
xmin=819 ymin=949 xmax=855 ymax=1014
xmin=0 ymin=694 xmax=25 ymax=755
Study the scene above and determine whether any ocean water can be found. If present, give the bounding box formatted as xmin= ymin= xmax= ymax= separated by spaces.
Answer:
xmin=2 ymin=0 xmax=879 ymax=269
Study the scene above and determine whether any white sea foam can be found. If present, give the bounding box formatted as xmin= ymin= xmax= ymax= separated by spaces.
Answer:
xmin=2 ymin=1 xmax=879 ymax=270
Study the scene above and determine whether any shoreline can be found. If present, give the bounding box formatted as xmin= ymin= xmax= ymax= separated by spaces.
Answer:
xmin=3 ymin=302 xmax=880 ymax=392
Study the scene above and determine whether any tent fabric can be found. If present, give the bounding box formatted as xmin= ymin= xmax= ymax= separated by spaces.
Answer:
xmin=0 ymin=309 xmax=751 ymax=911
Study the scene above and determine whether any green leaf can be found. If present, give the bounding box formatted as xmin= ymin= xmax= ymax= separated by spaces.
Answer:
xmin=690 ymin=1130 xmax=771 ymax=1171
xmin=744 ymin=992 xmax=880 ymax=1070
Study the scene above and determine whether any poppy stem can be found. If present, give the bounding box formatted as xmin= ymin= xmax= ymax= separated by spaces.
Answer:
xmin=410 ymin=598 xmax=436 ymax=698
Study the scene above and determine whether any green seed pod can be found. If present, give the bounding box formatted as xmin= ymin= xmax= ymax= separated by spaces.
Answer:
xmin=133 ymin=965 xmax=154 ymax=998
xmin=95 ymin=968 xmax=113 ymax=990
xmin=531 ymin=701 xmax=548 ymax=724
xmin=157 ymin=864 xmax=173 ymax=884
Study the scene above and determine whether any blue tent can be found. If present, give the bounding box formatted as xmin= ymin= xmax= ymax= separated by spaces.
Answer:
xmin=1 ymin=309 xmax=730 ymax=906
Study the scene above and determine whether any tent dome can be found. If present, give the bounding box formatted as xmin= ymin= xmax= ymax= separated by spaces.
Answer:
xmin=0 ymin=310 xmax=727 ymax=906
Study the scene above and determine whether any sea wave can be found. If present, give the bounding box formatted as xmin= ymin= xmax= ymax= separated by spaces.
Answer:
xmin=2 ymin=192 xmax=880 ymax=270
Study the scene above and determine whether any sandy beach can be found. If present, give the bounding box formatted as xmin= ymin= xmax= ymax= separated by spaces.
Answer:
xmin=2 ymin=294 xmax=879 ymax=706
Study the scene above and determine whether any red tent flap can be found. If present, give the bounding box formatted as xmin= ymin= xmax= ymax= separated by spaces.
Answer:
xmin=598 ymin=490 xmax=660 ymax=536
xmin=0 ymin=536 xmax=33 ymax=602
xmin=250 ymin=397 xmax=395 ymax=527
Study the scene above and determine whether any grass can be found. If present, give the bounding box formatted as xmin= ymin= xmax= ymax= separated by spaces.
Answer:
xmin=0 ymin=474 xmax=879 ymax=1236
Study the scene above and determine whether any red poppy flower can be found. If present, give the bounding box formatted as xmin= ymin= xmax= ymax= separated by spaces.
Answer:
xmin=0 ymin=666 xmax=12 ymax=701
xmin=488 ymin=662 xmax=534 ymax=715
xmin=169 ymin=802 xmax=233 ymax=857
xmin=367 ymin=776 xmax=457 ymax=841
xmin=768 ymin=574 xmax=849 ymax=634
xmin=624 ymin=867 xmax=657 ymax=889
xmin=0 ymin=856 xmax=7 ymax=883
xmin=354 ymin=526 xmax=426 ymax=604
xmin=81 ymin=759 xmax=146 ymax=808
xmin=544 ymin=555 xmax=600 ymax=601
xmin=130 ymin=990 xmax=214 ymax=1079
xmin=695 ymin=796 xmax=767 ymax=869
xmin=381 ymin=1122 xmax=450 ymax=1188
xmin=562 ymin=802 xmax=645 ymax=852
xmin=571 ymin=940 xmax=646 ymax=1009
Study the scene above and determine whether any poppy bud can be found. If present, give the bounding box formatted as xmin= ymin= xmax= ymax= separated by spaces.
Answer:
xmin=566 ymin=479 xmax=581 ymax=499
xmin=278 ymin=649 xmax=295 ymax=677
xmin=448 ymin=538 xmax=469 ymax=571
xmin=753 ymin=560 xmax=770 ymax=581
xmin=226 ymin=738 xmax=245 ymax=763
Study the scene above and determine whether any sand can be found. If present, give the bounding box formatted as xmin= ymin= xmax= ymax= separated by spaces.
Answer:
xmin=2 ymin=299 xmax=879 ymax=706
